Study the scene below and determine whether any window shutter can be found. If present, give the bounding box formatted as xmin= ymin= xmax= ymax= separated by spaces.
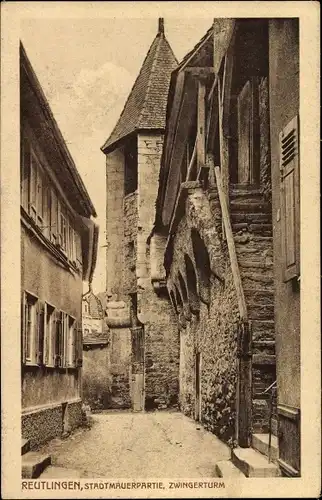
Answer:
xmin=43 ymin=303 xmax=49 ymax=365
xmin=47 ymin=308 xmax=56 ymax=368
xmin=50 ymin=188 xmax=58 ymax=244
xmin=279 ymin=115 xmax=300 ymax=282
xmin=21 ymin=292 xmax=27 ymax=364
xmin=75 ymin=231 xmax=82 ymax=270
xmin=76 ymin=322 xmax=83 ymax=367
xmin=36 ymin=302 xmax=45 ymax=365
xmin=55 ymin=310 xmax=63 ymax=367
xmin=72 ymin=321 xmax=77 ymax=367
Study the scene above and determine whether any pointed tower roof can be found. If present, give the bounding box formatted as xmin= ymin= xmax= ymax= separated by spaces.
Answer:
xmin=101 ymin=19 xmax=178 ymax=153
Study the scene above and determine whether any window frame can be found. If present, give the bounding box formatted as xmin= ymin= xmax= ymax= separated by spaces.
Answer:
xmin=22 ymin=291 xmax=39 ymax=366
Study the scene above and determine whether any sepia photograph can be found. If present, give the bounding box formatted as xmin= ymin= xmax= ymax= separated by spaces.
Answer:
xmin=1 ymin=2 xmax=320 ymax=498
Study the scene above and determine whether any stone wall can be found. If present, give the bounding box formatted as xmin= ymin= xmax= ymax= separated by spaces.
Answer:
xmin=143 ymin=291 xmax=180 ymax=410
xmin=168 ymin=207 xmax=239 ymax=446
xmin=109 ymin=327 xmax=132 ymax=409
xmin=82 ymin=345 xmax=112 ymax=410
xmin=21 ymin=399 xmax=82 ymax=449
xmin=124 ymin=192 xmax=138 ymax=295
xmin=136 ymin=133 xmax=180 ymax=410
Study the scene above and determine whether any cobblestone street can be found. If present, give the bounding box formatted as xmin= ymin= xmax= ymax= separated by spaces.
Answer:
xmin=38 ymin=412 xmax=230 ymax=478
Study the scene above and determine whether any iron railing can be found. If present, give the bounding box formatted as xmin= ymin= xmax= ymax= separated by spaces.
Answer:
xmin=259 ymin=380 xmax=277 ymax=462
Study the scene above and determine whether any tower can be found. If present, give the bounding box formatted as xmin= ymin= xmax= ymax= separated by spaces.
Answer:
xmin=101 ymin=19 xmax=180 ymax=411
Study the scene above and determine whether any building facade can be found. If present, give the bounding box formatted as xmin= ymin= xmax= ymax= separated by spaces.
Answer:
xmin=20 ymin=43 xmax=98 ymax=447
xmin=101 ymin=19 xmax=180 ymax=411
xmin=154 ymin=18 xmax=300 ymax=476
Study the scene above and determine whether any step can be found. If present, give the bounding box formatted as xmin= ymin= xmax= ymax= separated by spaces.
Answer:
xmin=252 ymin=354 xmax=276 ymax=366
xmin=230 ymin=200 xmax=271 ymax=213
xmin=249 ymin=305 xmax=275 ymax=321
xmin=39 ymin=466 xmax=82 ymax=478
xmin=251 ymin=320 xmax=275 ymax=342
xmin=252 ymin=341 xmax=275 ymax=355
xmin=21 ymin=438 xmax=30 ymax=456
xmin=22 ymin=452 xmax=51 ymax=478
xmin=232 ymin=447 xmax=280 ymax=478
xmin=232 ymin=213 xmax=272 ymax=224
xmin=215 ymin=460 xmax=245 ymax=478
xmin=252 ymin=433 xmax=279 ymax=461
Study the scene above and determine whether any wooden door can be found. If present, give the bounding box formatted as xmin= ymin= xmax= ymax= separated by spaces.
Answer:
xmin=195 ymin=352 xmax=201 ymax=421
xmin=131 ymin=327 xmax=144 ymax=412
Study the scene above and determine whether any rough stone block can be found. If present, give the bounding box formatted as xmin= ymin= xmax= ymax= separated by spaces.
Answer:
xmin=232 ymin=447 xmax=280 ymax=477
xmin=22 ymin=452 xmax=51 ymax=478
xmin=215 ymin=460 xmax=245 ymax=478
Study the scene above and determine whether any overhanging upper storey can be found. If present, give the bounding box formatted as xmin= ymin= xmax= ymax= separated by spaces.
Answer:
xmin=155 ymin=18 xmax=269 ymax=233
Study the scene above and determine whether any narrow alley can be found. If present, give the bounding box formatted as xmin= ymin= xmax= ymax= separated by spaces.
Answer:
xmin=38 ymin=412 xmax=230 ymax=478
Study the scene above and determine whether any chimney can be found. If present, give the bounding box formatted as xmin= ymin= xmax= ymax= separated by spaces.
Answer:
xmin=158 ymin=18 xmax=164 ymax=35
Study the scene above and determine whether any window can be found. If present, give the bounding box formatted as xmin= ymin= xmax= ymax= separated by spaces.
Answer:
xmin=280 ymin=115 xmax=300 ymax=282
xmin=124 ymin=137 xmax=138 ymax=195
xmin=22 ymin=292 xmax=44 ymax=366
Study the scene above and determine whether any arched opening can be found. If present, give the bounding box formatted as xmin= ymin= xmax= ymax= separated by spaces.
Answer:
xmin=169 ymin=289 xmax=178 ymax=315
xmin=178 ymin=271 xmax=192 ymax=321
xmin=191 ymin=229 xmax=211 ymax=305
xmin=184 ymin=254 xmax=200 ymax=314
xmin=174 ymin=284 xmax=183 ymax=310
xmin=178 ymin=272 xmax=188 ymax=304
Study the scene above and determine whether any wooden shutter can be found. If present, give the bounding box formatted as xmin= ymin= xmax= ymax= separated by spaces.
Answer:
xmin=21 ymin=292 xmax=27 ymax=364
xmin=75 ymin=231 xmax=82 ymax=270
xmin=66 ymin=318 xmax=76 ymax=368
xmin=36 ymin=302 xmax=45 ymax=365
xmin=55 ymin=310 xmax=63 ymax=367
xmin=76 ymin=322 xmax=83 ymax=367
xmin=237 ymin=79 xmax=259 ymax=185
xmin=43 ymin=303 xmax=49 ymax=365
xmin=50 ymin=188 xmax=58 ymax=244
xmin=47 ymin=307 xmax=56 ymax=368
xmin=280 ymin=115 xmax=300 ymax=282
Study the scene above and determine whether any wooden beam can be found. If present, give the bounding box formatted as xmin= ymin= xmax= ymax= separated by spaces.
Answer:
xmin=186 ymin=139 xmax=197 ymax=181
xmin=207 ymin=73 xmax=218 ymax=103
xmin=217 ymin=78 xmax=230 ymax=239
xmin=197 ymin=80 xmax=206 ymax=175
xmin=222 ymin=48 xmax=234 ymax=137
xmin=184 ymin=67 xmax=216 ymax=77
xmin=214 ymin=166 xmax=247 ymax=319
xmin=164 ymin=71 xmax=186 ymax=170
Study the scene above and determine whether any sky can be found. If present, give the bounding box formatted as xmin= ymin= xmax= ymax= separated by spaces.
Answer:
xmin=21 ymin=16 xmax=212 ymax=294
